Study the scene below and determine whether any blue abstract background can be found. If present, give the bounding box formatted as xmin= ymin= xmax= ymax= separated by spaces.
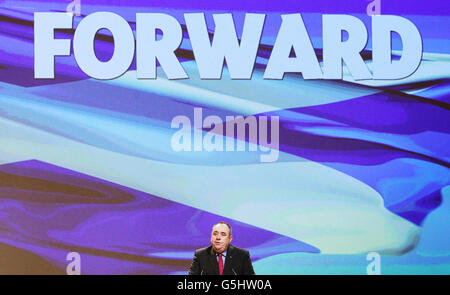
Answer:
xmin=0 ymin=0 xmax=448 ymax=274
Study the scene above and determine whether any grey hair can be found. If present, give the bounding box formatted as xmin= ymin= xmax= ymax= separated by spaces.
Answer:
xmin=213 ymin=221 xmax=232 ymax=236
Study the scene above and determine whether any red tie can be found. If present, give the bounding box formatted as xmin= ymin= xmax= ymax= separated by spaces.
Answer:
xmin=218 ymin=254 xmax=223 ymax=275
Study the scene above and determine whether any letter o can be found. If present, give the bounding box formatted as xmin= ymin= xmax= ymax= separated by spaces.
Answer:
xmin=74 ymin=12 xmax=135 ymax=79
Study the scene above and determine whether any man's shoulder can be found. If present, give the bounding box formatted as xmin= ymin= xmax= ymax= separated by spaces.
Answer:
xmin=228 ymin=245 xmax=250 ymax=256
xmin=194 ymin=245 xmax=213 ymax=256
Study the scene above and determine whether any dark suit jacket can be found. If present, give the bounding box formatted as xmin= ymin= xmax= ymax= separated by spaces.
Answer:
xmin=189 ymin=245 xmax=255 ymax=275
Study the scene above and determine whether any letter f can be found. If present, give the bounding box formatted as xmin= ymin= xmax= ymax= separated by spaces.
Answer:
xmin=34 ymin=12 xmax=73 ymax=79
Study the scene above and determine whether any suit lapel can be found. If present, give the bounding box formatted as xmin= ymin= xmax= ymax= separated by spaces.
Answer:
xmin=223 ymin=245 xmax=234 ymax=275
xmin=208 ymin=246 xmax=220 ymax=275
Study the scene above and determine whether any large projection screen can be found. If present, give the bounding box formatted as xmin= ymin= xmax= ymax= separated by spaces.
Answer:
xmin=0 ymin=0 xmax=448 ymax=275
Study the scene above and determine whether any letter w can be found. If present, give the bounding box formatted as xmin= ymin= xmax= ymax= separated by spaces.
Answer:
xmin=185 ymin=13 xmax=265 ymax=79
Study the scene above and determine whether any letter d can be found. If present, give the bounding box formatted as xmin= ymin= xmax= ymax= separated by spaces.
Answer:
xmin=372 ymin=15 xmax=422 ymax=80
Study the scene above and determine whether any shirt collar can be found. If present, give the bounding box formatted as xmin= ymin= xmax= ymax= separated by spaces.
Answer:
xmin=215 ymin=250 xmax=227 ymax=257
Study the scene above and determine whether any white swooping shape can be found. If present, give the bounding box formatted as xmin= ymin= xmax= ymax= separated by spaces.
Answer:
xmin=0 ymin=112 xmax=419 ymax=254
xmin=106 ymin=62 xmax=379 ymax=115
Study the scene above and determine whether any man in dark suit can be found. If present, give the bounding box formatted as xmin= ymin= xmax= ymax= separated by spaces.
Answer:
xmin=189 ymin=222 xmax=255 ymax=275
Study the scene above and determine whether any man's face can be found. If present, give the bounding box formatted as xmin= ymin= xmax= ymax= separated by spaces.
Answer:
xmin=211 ymin=223 xmax=232 ymax=254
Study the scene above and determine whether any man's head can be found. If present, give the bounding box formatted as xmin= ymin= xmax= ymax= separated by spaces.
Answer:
xmin=210 ymin=222 xmax=232 ymax=254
